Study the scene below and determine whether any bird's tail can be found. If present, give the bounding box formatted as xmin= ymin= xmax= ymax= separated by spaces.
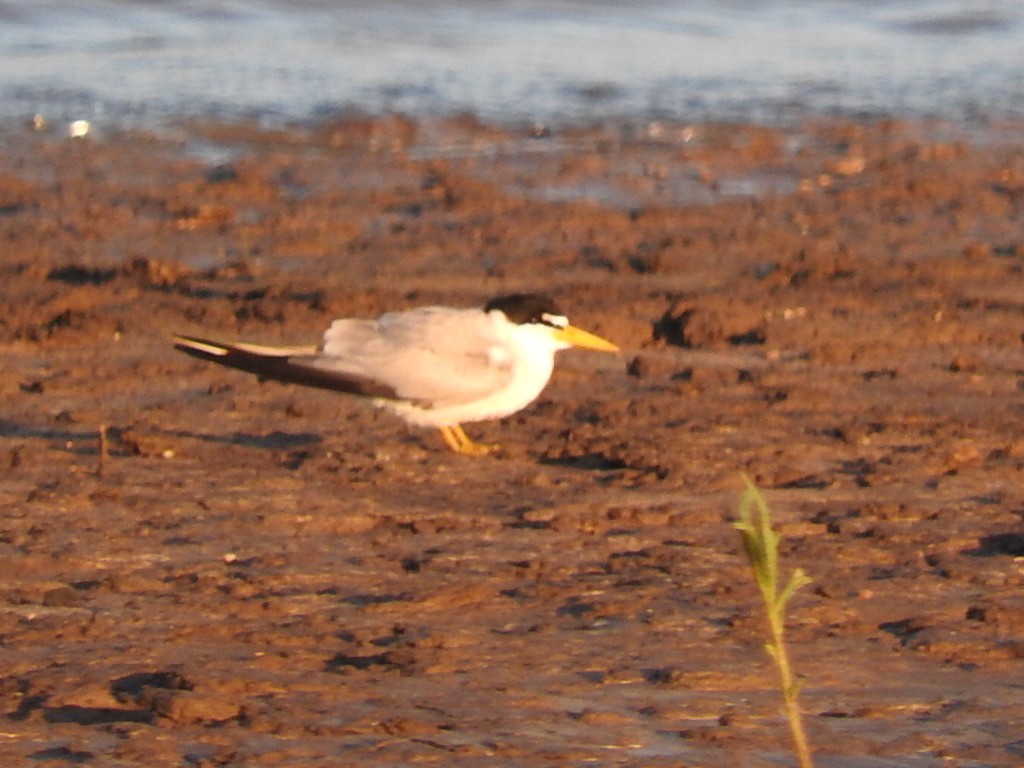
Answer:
xmin=172 ymin=334 xmax=398 ymax=398
xmin=173 ymin=334 xmax=312 ymax=374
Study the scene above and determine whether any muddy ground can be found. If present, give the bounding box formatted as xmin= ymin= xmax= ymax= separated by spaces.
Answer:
xmin=0 ymin=114 xmax=1022 ymax=767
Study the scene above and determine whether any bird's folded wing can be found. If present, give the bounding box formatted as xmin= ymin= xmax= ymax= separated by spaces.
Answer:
xmin=174 ymin=335 xmax=400 ymax=398
xmin=317 ymin=308 xmax=515 ymax=406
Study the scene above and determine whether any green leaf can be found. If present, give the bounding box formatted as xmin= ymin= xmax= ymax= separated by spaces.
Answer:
xmin=778 ymin=568 xmax=812 ymax=610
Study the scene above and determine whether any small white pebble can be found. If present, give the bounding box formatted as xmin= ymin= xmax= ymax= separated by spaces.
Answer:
xmin=223 ymin=552 xmax=238 ymax=564
xmin=68 ymin=120 xmax=91 ymax=139
xmin=161 ymin=449 xmax=175 ymax=459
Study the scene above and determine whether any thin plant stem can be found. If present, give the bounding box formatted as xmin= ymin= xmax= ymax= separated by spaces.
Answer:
xmin=734 ymin=476 xmax=815 ymax=768
xmin=765 ymin=591 xmax=813 ymax=768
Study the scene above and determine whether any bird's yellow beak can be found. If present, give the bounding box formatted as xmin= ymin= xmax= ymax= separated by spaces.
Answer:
xmin=553 ymin=325 xmax=620 ymax=352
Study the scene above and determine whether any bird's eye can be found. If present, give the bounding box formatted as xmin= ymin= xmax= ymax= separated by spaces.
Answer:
xmin=540 ymin=313 xmax=568 ymax=328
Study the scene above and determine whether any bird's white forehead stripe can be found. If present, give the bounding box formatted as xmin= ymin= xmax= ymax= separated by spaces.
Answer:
xmin=541 ymin=313 xmax=568 ymax=328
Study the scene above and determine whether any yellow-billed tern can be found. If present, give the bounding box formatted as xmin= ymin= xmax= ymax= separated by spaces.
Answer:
xmin=173 ymin=293 xmax=619 ymax=455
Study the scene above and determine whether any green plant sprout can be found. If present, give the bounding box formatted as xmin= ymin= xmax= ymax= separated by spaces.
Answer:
xmin=734 ymin=476 xmax=815 ymax=768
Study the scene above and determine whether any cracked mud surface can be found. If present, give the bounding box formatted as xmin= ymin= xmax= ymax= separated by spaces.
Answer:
xmin=0 ymin=115 xmax=1023 ymax=766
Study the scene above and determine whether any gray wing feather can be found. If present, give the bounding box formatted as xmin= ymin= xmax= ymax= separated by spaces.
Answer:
xmin=307 ymin=307 xmax=514 ymax=406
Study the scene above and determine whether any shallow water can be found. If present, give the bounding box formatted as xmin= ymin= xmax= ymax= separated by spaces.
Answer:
xmin=1 ymin=1 xmax=1022 ymax=128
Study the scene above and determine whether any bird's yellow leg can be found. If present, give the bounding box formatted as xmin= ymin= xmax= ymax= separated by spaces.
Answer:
xmin=438 ymin=424 xmax=497 ymax=456
xmin=439 ymin=425 xmax=464 ymax=453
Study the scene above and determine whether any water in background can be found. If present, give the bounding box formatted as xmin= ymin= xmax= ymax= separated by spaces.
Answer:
xmin=1 ymin=0 xmax=1022 ymax=129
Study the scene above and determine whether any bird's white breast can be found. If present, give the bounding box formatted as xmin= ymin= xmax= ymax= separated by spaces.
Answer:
xmin=387 ymin=319 xmax=561 ymax=427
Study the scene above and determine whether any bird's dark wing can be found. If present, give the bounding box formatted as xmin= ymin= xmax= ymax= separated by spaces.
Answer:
xmin=173 ymin=335 xmax=400 ymax=398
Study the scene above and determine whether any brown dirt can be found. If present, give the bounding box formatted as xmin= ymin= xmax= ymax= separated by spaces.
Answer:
xmin=0 ymin=114 xmax=1023 ymax=767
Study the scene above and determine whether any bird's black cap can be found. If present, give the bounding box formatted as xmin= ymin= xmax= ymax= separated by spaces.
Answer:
xmin=485 ymin=293 xmax=566 ymax=326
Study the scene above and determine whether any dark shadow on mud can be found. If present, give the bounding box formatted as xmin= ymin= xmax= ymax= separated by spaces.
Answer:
xmin=0 ymin=419 xmax=321 ymax=453
xmin=44 ymin=705 xmax=154 ymax=725
xmin=170 ymin=429 xmax=322 ymax=451
xmin=325 ymin=651 xmax=401 ymax=672
xmin=28 ymin=746 xmax=95 ymax=764
xmin=964 ymin=532 xmax=1024 ymax=557
xmin=0 ymin=419 xmax=101 ymax=443
xmin=0 ymin=419 xmax=112 ymax=459
xmin=112 ymin=670 xmax=194 ymax=700
xmin=540 ymin=452 xmax=628 ymax=471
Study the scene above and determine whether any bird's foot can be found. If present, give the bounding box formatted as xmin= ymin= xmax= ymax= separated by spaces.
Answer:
xmin=439 ymin=425 xmax=499 ymax=456
xmin=457 ymin=440 xmax=498 ymax=456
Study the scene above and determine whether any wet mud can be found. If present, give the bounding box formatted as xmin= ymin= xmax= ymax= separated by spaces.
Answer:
xmin=0 ymin=114 xmax=1023 ymax=766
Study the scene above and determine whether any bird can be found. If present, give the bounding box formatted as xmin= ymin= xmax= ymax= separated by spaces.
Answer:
xmin=173 ymin=293 xmax=619 ymax=455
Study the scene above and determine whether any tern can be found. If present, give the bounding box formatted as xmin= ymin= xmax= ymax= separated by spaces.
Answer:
xmin=173 ymin=293 xmax=619 ymax=455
